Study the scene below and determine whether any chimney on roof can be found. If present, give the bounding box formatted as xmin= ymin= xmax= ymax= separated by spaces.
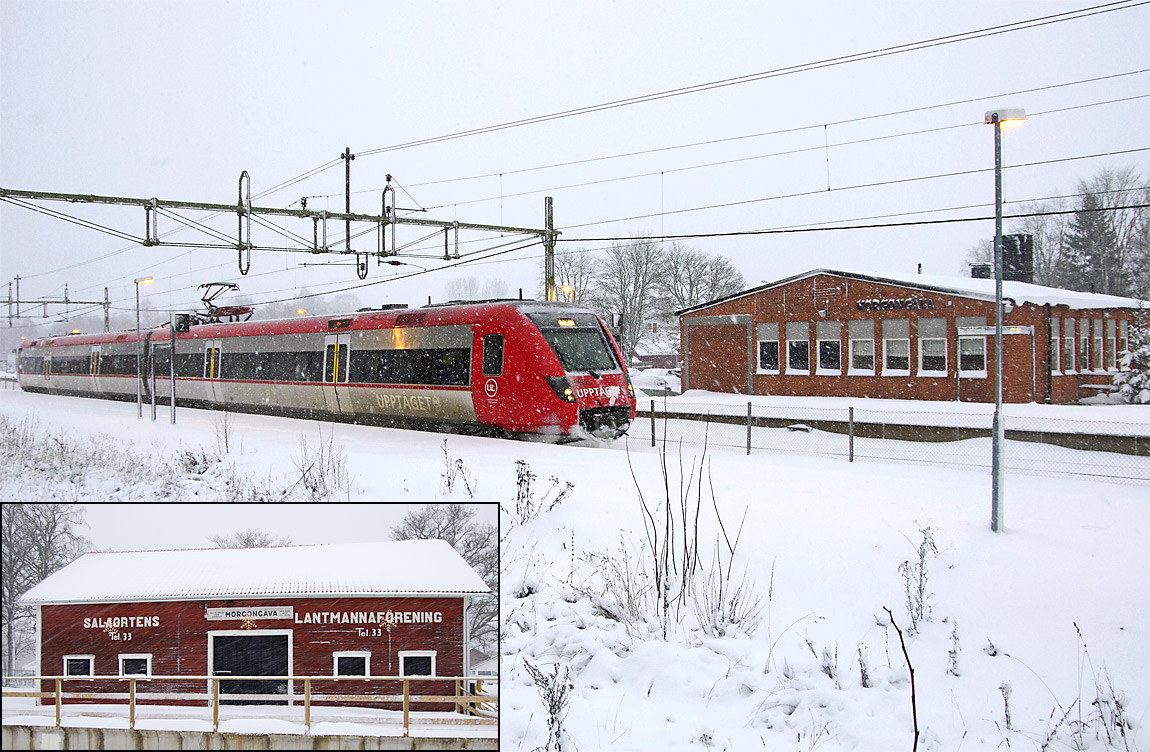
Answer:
xmin=917 ymin=263 xmax=922 ymax=275
xmin=1003 ymin=234 xmax=1034 ymax=283
xmin=971 ymin=263 xmax=992 ymax=279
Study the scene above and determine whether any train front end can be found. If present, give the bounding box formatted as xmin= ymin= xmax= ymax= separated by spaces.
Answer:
xmin=525 ymin=307 xmax=636 ymax=440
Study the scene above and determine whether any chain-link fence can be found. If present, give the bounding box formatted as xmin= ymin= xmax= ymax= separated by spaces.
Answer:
xmin=631 ymin=399 xmax=1150 ymax=484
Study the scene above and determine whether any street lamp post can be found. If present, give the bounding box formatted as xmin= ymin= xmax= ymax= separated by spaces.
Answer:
xmin=984 ymin=108 xmax=1026 ymax=533
xmin=134 ymin=276 xmax=154 ymax=418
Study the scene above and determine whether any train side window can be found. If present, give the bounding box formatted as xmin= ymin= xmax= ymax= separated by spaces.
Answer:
xmin=204 ymin=347 xmax=221 ymax=379
xmin=482 ymin=334 xmax=504 ymax=377
xmin=325 ymin=343 xmax=349 ymax=383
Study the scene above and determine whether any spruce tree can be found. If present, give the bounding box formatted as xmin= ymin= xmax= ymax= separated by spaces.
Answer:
xmin=1063 ymin=192 xmax=1123 ymax=294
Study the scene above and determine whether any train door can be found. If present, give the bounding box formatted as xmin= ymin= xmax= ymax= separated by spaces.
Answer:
xmin=89 ymin=347 xmax=102 ymax=393
xmin=322 ymin=333 xmax=350 ymax=413
xmin=203 ymin=340 xmax=223 ymax=401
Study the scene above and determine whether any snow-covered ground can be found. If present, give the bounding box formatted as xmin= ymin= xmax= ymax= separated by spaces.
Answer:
xmin=2 ymin=388 xmax=1148 ymax=750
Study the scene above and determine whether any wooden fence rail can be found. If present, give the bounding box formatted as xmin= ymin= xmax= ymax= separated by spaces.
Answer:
xmin=1 ymin=674 xmax=497 ymax=737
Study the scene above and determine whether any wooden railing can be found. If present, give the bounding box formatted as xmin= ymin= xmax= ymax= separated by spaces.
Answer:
xmin=1 ymin=674 xmax=498 ymax=736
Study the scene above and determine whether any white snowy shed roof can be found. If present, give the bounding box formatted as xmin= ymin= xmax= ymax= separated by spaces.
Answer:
xmin=18 ymin=540 xmax=489 ymax=605
xmin=677 ymin=268 xmax=1148 ymax=315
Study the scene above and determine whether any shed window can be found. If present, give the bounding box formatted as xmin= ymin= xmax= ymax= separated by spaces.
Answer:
xmin=882 ymin=319 xmax=910 ymax=374
xmin=756 ymin=322 xmax=779 ymax=374
xmin=917 ymin=318 xmax=947 ymax=375
xmin=1063 ymin=318 xmax=1076 ymax=372
xmin=957 ymin=317 xmax=987 ymax=376
xmin=815 ymin=320 xmax=841 ymax=374
xmin=1106 ymin=319 xmax=1117 ymax=370
xmin=1119 ymin=320 xmax=1129 ymax=369
xmin=785 ymin=321 xmax=809 ymax=374
xmin=119 ymin=654 xmax=152 ymax=677
xmin=1079 ymin=318 xmax=1089 ymax=371
xmin=848 ymin=319 xmax=875 ymax=374
xmin=64 ymin=655 xmax=94 ymax=677
xmin=1050 ymin=318 xmax=1061 ymax=374
xmin=1093 ymin=319 xmax=1104 ymax=371
xmin=399 ymin=650 xmax=436 ymax=677
xmin=334 ymin=651 xmax=371 ymax=677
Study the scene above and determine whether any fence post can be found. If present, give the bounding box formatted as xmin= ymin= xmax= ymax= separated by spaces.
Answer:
xmin=213 ymin=678 xmax=219 ymax=733
xmin=747 ymin=401 xmax=753 ymax=455
xmin=130 ymin=678 xmax=136 ymax=730
xmin=304 ymin=677 xmax=311 ymax=731
xmin=849 ymin=406 xmax=855 ymax=462
xmin=403 ymin=678 xmax=410 ymax=737
xmin=55 ymin=678 xmax=61 ymax=727
xmin=650 ymin=399 xmax=656 ymax=447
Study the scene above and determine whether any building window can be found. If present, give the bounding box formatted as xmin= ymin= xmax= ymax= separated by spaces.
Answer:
xmin=1063 ymin=318 xmax=1076 ymax=372
xmin=333 ymin=651 xmax=371 ymax=677
xmin=399 ymin=650 xmax=436 ymax=677
xmin=64 ymin=655 xmax=95 ymax=677
xmin=816 ymin=320 xmax=841 ymax=375
xmin=917 ymin=317 xmax=947 ymax=375
xmin=882 ymin=318 xmax=910 ymax=374
xmin=847 ymin=319 xmax=875 ymax=374
xmin=1119 ymin=319 xmax=1130 ymax=369
xmin=957 ymin=316 xmax=987 ymax=376
xmin=756 ymin=322 xmax=779 ymax=374
xmin=785 ymin=321 xmax=809 ymax=374
xmin=1050 ymin=317 xmax=1060 ymax=374
xmin=1080 ymin=318 xmax=1090 ymax=371
xmin=1106 ymin=319 xmax=1117 ymax=370
xmin=1093 ymin=319 xmax=1104 ymax=371
xmin=119 ymin=654 xmax=152 ymax=677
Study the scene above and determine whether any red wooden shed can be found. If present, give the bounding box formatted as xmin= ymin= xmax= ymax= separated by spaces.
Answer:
xmin=17 ymin=540 xmax=490 ymax=711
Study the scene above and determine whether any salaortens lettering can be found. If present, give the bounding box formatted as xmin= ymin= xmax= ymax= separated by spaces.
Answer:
xmin=855 ymin=297 xmax=936 ymax=312
xmin=83 ymin=616 xmax=160 ymax=628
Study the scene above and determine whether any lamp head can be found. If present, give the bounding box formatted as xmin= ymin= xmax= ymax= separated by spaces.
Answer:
xmin=135 ymin=276 xmax=155 ymax=285
xmin=984 ymin=108 xmax=1027 ymax=128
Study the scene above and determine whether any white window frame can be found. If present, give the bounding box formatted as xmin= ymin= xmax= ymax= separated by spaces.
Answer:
xmin=1106 ymin=319 xmax=1117 ymax=371
xmin=847 ymin=320 xmax=875 ymax=376
xmin=333 ymin=651 xmax=372 ymax=678
xmin=1093 ymin=319 xmax=1104 ymax=371
xmin=1079 ymin=318 xmax=1090 ymax=372
xmin=882 ymin=319 xmax=911 ymax=376
xmin=815 ymin=321 xmax=841 ymax=376
xmin=1119 ymin=319 xmax=1130 ymax=370
xmin=63 ymin=654 xmax=95 ymax=677
xmin=958 ymin=336 xmax=987 ymax=378
xmin=756 ymin=322 xmax=780 ymax=375
xmin=916 ymin=318 xmax=947 ymax=377
xmin=399 ymin=650 xmax=437 ymax=677
xmin=118 ymin=653 xmax=152 ymax=677
xmin=1063 ymin=318 xmax=1076 ymax=373
xmin=1050 ymin=317 xmax=1061 ymax=374
xmin=785 ymin=322 xmax=810 ymax=375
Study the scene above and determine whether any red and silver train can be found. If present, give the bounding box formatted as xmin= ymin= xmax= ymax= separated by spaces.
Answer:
xmin=16 ymin=300 xmax=637 ymax=440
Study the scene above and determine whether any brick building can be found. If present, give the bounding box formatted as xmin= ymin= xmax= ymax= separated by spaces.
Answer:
xmin=17 ymin=540 xmax=489 ymax=710
xmin=677 ymin=269 xmax=1143 ymax=404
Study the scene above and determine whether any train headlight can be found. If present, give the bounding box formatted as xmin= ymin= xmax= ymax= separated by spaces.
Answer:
xmin=544 ymin=376 xmax=578 ymax=403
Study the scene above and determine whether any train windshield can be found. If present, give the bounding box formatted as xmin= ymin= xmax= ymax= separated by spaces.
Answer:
xmin=540 ymin=327 xmax=619 ymax=373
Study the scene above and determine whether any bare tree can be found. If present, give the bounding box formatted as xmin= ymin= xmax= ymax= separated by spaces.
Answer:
xmin=590 ymin=237 xmax=667 ymax=362
xmin=658 ymin=242 xmax=745 ymax=311
xmin=209 ymin=528 xmax=292 ymax=548
xmin=541 ymin=247 xmax=599 ymax=304
xmin=390 ymin=504 xmax=497 ymax=654
xmin=443 ymin=276 xmax=482 ymax=301
xmin=2 ymin=503 xmax=90 ymax=674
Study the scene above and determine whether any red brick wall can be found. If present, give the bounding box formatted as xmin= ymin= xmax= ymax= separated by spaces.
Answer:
xmin=39 ymin=596 xmax=465 ymax=710
xmin=680 ymin=273 xmax=1133 ymax=404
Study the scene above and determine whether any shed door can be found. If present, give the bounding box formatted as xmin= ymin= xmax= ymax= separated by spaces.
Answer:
xmin=211 ymin=634 xmax=288 ymax=705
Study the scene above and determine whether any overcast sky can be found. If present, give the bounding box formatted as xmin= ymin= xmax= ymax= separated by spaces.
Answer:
xmin=2 ymin=1 xmax=1147 ymax=344
xmin=78 ymin=503 xmax=497 ymax=553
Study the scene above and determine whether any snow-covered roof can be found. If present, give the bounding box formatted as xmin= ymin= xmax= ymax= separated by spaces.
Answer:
xmin=18 ymin=540 xmax=490 ymax=605
xmin=677 ymin=268 xmax=1148 ymax=315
